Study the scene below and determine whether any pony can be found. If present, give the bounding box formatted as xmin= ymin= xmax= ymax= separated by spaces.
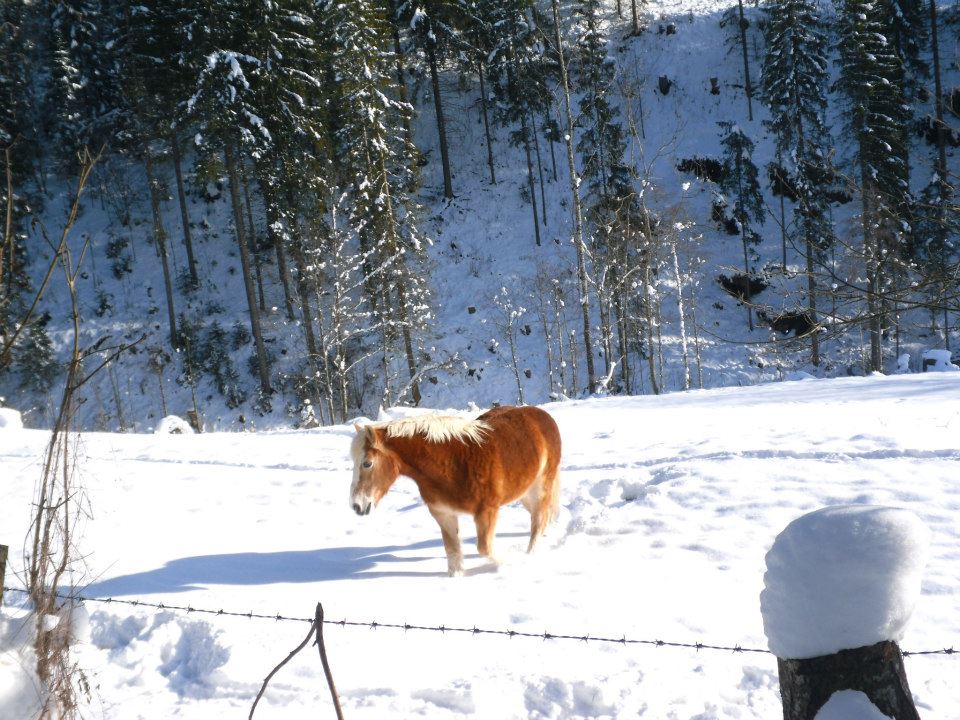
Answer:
xmin=349 ymin=405 xmax=562 ymax=576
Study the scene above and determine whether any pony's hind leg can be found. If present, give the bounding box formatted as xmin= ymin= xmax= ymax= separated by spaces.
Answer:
xmin=473 ymin=506 xmax=500 ymax=562
xmin=428 ymin=506 xmax=464 ymax=577
xmin=524 ymin=471 xmax=560 ymax=553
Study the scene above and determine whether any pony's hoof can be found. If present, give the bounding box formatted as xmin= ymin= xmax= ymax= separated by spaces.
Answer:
xmin=448 ymin=568 xmax=464 ymax=578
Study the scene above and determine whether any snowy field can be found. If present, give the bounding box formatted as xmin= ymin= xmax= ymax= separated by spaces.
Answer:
xmin=2 ymin=373 xmax=960 ymax=719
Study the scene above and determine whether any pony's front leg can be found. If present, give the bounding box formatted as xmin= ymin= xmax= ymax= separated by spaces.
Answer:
xmin=428 ymin=506 xmax=464 ymax=577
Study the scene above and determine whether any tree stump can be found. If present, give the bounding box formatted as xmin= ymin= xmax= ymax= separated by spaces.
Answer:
xmin=0 ymin=544 xmax=7 ymax=606
xmin=777 ymin=640 xmax=920 ymax=720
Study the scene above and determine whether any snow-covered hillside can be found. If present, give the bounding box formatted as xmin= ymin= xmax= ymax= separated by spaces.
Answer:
xmin=2 ymin=373 xmax=959 ymax=718
xmin=4 ymin=0 xmax=958 ymax=431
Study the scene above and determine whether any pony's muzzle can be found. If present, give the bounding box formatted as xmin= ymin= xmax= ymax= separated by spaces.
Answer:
xmin=353 ymin=501 xmax=372 ymax=516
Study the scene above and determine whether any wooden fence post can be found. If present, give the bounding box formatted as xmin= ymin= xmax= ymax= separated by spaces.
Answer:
xmin=776 ymin=640 xmax=920 ymax=720
xmin=762 ymin=506 xmax=930 ymax=720
xmin=0 ymin=544 xmax=8 ymax=607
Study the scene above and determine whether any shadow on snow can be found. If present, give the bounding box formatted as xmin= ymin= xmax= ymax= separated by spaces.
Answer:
xmin=82 ymin=534 xmax=523 ymax=596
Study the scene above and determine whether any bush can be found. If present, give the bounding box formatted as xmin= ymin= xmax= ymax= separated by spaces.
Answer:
xmin=717 ymin=273 xmax=769 ymax=301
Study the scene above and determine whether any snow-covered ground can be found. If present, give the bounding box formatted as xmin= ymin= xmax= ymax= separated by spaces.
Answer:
xmin=2 ymin=372 xmax=959 ymax=718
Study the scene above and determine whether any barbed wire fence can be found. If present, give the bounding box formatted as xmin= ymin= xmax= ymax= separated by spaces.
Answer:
xmin=2 ymin=552 xmax=958 ymax=720
xmin=1 ymin=584 xmax=956 ymax=659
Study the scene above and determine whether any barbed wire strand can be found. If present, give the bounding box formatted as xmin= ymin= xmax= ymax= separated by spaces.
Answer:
xmin=3 ymin=586 xmax=956 ymax=658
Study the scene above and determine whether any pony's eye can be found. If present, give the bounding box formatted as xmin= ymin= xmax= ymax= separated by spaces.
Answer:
xmin=362 ymin=460 xmax=373 ymax=469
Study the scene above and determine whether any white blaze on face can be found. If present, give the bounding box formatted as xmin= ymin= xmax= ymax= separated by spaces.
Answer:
xmin=349 ymin=431 xmax=375 ymax=515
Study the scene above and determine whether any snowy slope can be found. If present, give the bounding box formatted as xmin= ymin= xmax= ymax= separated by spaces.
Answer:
xmin=5 ymin=0 xmax=958 ymax=431
xmin=2 ymin=373 xmax=959 ymax=718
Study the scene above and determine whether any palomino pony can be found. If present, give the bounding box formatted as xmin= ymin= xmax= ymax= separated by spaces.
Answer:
xmin=349 ymin=405 xmax=561 ymax=576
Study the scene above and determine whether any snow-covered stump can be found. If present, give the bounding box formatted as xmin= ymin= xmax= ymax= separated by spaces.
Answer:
xmin=761 ymin=506 xmax=930 ymax=720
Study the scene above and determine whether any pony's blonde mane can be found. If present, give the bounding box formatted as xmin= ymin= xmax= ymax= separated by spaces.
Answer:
xmin=381 ymin=415 xmax=490 ymax=444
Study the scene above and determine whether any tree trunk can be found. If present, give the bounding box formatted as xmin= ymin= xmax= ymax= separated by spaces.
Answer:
xmin=2 ymin=146 xmax=13 ymax=294
xmin=260 ymin=177 xmax=296 ymax=320
xmin=670 ymin=242 xmax=691 ymax=390
xmin=861 ymin=171 xmax=883 ymax=372
xmin=736 ymin=0 xmax=753 ymax=121
xmin=520 ymin=111 xmax=542 ymax=247
xmin=427 ymin=43 xmax=454 ymax=199
xmin=225 ymin=142 xmax=272 ymax=396
xmin=290 ymin=239 xmax=320 ymax=369
xmin=387 ymin=0 xmax=416 ymax=161
xmin=169 ymin=132 xmax=199 ymax=287
xmin=395 ymin=280 xmax=422 ymax=406
xmin=478 ymin=62 xmax=497 ymax=185
xmin=532 ymin=115 xmax=548 ymax=226
xmin=240 ymin=163 xmax=266 ymax=312
xmin=143 ymin=153 xmax=178 ymax=348
xmin=551 ymin=0 xmax=596 ymax=392
xmin=805 ymin=234 xmax=820 ymax=367
xmin=930 ymin=0 xmax=950 ymax=351
xmin=777 ymin=641 xmax=920 ymax=720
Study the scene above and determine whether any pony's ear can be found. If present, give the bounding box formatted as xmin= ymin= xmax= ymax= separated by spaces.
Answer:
xmin=354 ymin=423 xmax=379 ymax=446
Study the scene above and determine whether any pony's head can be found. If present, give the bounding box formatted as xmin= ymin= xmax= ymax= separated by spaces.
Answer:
xmin=349 ymin=424 xmax=400 ymax=516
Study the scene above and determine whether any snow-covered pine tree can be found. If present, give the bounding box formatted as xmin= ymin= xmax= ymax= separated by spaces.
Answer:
xmin=907 ymin=0 xmax=953 ymax=348
xmin=760 ymin=0 xmax=834 ymax=365
xmin=397 ymin=0 xmax=459 ymax=199
xmin=834 ymin=0 xmax=911 ymax=370
xmin=0 ymin=0 xmax=46 ymax=384
xmin=718 ymin=121 xmax=764 ymax=331
xmin=573 ymin=0 xmax=636 ymax=388
xmin=323 ymin=0 xmax=433 ymax=408
xmin=46 ymin=0 xmax=127 ymax=166
xmin=574 ymin=0 xmax=631 ymax=212
xmin=457 ymin=0 xmax=510 ymax=185
xmin=248 ymin=0 xmax=333 ymax=402
xmin=186 ymin=0 xmax=276 ymax=398
xmin=481 ymin=0 xmax=553 ymax=246
xmin=720 ymin=0 xmax=756 ymax=120
xmin=126 ymin=0 xmax=201 ymax=286
xmin=548 ymin=0 xmax=596 ymax=392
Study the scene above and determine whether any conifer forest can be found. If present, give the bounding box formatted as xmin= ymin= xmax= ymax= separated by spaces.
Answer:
xmin=1 ymin=0 xmax=958 ymax=430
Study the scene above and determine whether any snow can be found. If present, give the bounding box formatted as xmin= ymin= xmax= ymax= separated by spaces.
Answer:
xmin=921 ymin=349 xmax=959 ymax=372
xmin=760 ymin=505 xmax=930 ymax=660
xmin=815 ymin=691 xmax=893 ymax=720
xmin=2 ymin=373 xmax=960 ymax=718
xmin=154 ymin=415 xmax=195 ymax=434
xmin=0 ymin=408 xmax=23 ymax=430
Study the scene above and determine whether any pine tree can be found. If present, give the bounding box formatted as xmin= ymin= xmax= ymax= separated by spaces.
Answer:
xmin=574 ymin=0 xmax=631 ymax=211
xmin=718 ymin=122 xmax=764 ymax=331
xmin=186 ymin=0 xmax=276 ymax=398
xmin=126 ymin=0 xmax=201 ymax=286
xmin=46 ymin=0 xmax=128 ymax=164
xmin=0 ymin=0 xmax=40 ymax=378
xmin=398 ymin=0 xmax=460 ymax=198
xmin=573 ymin=0 xmax=636 ymax=386
xmin=721 ymin=0 xmax=756 ymax=120
xmin=761 ymin=0 xmax=834 ymax=364
xmin=835 ymin=0 xmax=911 ymax=370
xmin=323 ymin=0 xmax=433 ymax=407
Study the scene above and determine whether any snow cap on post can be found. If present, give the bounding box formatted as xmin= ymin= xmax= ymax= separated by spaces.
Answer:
xmin=761 ymin=505 xmax=930 ymax=660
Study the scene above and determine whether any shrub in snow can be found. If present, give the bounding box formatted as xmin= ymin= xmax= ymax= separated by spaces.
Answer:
xmin=155 ymin=416 xmax=195 ymax=434
xmin=920 ymin=349 xmax=958 ymax=372
xmin=0 ymin=407 xmax=24 ymax=430
xmin=761 ymin=505 xmax=929 ymax=660
xmin=895 ymin=354 xmax=911 ymax=374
